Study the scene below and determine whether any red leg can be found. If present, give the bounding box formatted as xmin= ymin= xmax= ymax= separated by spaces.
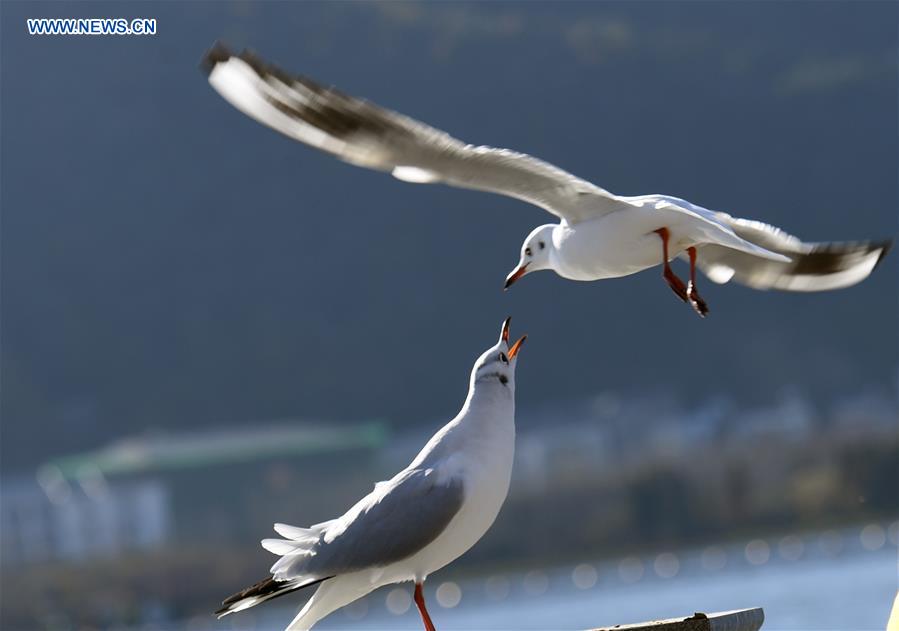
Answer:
xmin=653 ymin=228 xmax=688 ymax=303
xmin=414 ymin=582 xmax=437 ymax=631
xmin=686 ymin=247 xmax=709 ymax=317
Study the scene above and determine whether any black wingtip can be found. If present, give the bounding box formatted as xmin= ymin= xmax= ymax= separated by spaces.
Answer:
xmin=213 ymin=575 xmax=333 ymax=618
xmin=200 ymin=41 xmax=233 ymax=76
xmin=872 ymin=239 xmax=893 ymax=272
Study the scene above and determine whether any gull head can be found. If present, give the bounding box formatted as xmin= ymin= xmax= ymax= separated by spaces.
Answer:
xmin=471 ymin=317 xmax=527 ymax=390
xmin=504 ymin=224 xmax=555 ymax=290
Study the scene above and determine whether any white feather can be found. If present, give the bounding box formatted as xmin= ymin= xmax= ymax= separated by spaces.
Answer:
xmin=261 ymin=538 xmax=312 ymax=555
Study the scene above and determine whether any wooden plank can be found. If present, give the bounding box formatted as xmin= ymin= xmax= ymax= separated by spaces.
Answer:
xmin=590 ymin=608 xmax=765 ymax=631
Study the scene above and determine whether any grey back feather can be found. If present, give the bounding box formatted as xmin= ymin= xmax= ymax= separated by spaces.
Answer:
xmin=272 ymin=468 xmax=464 ymax=579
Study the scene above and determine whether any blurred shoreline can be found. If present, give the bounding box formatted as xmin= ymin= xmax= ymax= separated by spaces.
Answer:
xmin=2 ymin=385 xmax=896 ymax=629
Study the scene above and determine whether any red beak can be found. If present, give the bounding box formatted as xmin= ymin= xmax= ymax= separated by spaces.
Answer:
xmin=500 ymin=317 xmax=527 ymax=359
xmin=504 ymin=263 xmax=529 ymax=290
xmin=508 ymin=335 xmax=527 ymax=359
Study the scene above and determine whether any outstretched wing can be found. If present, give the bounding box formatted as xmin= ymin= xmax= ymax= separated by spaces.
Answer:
xmin=686 ymin=214 xmax=891 ymax=291
xmin=202 ymin=42 xmax=621 ymax=224
xmin=269 ymin=468 xmax=464 ymax=581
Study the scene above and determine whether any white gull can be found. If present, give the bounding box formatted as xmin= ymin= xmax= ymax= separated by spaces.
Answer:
xmin=215 ymin=318 xmax=527 ymax=630
xmin=202 ymin=43 xmax=891 ymax=317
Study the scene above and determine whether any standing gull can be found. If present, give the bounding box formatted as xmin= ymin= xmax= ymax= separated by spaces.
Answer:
xmin=215 ymin=318 xmax=527 ymax=630
xmin=201 ymin=43 xmax=890 ymax=317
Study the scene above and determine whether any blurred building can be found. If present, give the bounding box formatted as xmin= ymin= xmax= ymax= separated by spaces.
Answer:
xmin=1 ymin=420 xmax=388 ymax=567
xmin=1 ymin=475 xmax=167 ymax=566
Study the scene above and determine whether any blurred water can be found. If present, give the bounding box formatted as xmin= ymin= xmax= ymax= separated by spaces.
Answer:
xmin=204 ymin=524 xmax=898 ymax=631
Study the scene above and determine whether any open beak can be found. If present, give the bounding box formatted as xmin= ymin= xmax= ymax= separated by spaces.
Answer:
xmin=500 ymin=316 xmax=527 ymax=359
xmin=503 ymin=262 xmax=529 ymax=290
xmin=501 ymin=316 xmax=512 ymax=343
xmin=508 ymin=334 xmax=527 ymax=359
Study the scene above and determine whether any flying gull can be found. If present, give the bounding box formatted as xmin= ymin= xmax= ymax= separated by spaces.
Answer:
xmin=202 ymin=43 xmax=891 ymax=317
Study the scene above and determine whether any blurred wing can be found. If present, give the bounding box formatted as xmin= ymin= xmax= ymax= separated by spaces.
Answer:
xmin=270 ymin=468 xmax=464 ymax=580
xmin=202 ymin=43 xmax=620 ymax=224
xmin=686 ymin=214 xmax=891 ymax=291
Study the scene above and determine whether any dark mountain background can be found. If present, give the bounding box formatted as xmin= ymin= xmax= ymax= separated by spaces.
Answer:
xmin=2 ymin=1 xmax=896 ymax=472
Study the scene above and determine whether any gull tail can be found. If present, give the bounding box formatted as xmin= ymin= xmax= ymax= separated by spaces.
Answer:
xmin=216 ymin=520 xmax=336 ymax=618
xmin=215 ymin=575 xmax=331 ymax=618
xmin=691 ymin=215 xmax=892 ymax=291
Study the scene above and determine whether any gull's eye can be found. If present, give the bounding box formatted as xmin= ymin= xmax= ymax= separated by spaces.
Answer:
xmin=538 ymin=240 xmax=545 ymax=250
xmin=499 ymin=375 xmax=509 ymax=385
xmin=499 ymin=352 xmax=509 ymax=364
xmin=525 ymin=247 xmax=532 ymax=257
